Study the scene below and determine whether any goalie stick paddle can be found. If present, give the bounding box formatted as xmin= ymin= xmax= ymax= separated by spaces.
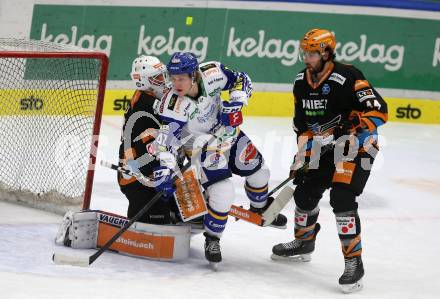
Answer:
xmin=52 ymin=127 xmax=225 ymax=267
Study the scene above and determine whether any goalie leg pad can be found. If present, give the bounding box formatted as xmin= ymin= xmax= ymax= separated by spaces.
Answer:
xmin=98 ymin=220 xmax=191 ymax=261
xmin=55 ymin=210 xmax=191 ymax=261
xmin=55 ymin=210 xmax=99 ymax=249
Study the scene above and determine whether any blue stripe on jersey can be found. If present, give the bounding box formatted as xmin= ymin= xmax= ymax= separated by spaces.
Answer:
xmin=220 ymin=63 xmax=239 ymax=91
xmin=368 ymin=116 xmax=385 ymax=128
xmin=358 ymin=129 xmax=378 ymax=146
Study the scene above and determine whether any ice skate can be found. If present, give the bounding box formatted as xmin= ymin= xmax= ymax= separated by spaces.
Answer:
xmin=271 ymin=223 xmax=320 ymax=262
xmin=339 ymin=256 xmax=364 ymax=293
xmin=204 ymin=232 xmax=221 ymax=269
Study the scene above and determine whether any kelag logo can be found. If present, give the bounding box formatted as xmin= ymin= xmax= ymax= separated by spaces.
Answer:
xmin=396 ymin=104 xmax=421 ymax=119
xmin=113 ymin=95 xmax=130 ymax=111
xmin=20 ymin=96 xmax=44 ymax=110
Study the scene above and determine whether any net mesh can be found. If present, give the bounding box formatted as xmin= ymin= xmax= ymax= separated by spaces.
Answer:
xmin=0 ymin=38 xmax=107 ymax=214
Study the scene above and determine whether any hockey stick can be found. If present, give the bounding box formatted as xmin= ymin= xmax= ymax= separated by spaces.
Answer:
xmin=52 ymin=127 xmax=225 ymax=267
xmin=229 ymin=142 xmax=335 ymax=226
xmin=101 ymin=160 xmax=274 ymax=226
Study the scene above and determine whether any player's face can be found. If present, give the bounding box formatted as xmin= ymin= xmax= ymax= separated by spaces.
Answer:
xmin=302 ymin=51 xmax=322 ymax=72
xmin=170 ymin=74 xmax=193 ymax=97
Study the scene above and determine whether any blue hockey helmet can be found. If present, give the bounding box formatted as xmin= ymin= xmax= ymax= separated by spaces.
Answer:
xmin=167 ymin=52 xmax=198 ymax=76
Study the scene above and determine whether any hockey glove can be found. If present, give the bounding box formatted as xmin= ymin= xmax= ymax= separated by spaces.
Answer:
xmin=334 ymin=112 xmax=364 ymax=140
xmin=122 ymin=159 xmax=141 ymax=180
xmin=289 ymin=155 xmax=309 ymax=185
xmin=153 ymin=166 xmax=175 ymax=199
xmin=153 ymin=151 xmax=177 ymax=199
xmin=221 ymin=101 xmax=243 ymax=128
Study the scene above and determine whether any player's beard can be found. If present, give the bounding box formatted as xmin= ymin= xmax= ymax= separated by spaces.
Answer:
xmin=306 ymin=59 xmax=325 ymax=75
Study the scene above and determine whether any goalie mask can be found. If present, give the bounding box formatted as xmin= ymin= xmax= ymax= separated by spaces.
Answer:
xmin=131 ymin=55 xmax=171 ymax=98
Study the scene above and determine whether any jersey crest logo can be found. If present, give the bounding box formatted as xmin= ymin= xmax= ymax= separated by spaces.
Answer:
xmin=167 ymin=94 xmax=178 ymax=111
xmin=322 ymin=83 xmax=330 ymax=95
xmin=200 ymin=63 xmax=217 ymax=72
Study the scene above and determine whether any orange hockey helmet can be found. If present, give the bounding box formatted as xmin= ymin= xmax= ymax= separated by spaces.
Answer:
xmin=300 ymin=28 xmax=336 ymax=55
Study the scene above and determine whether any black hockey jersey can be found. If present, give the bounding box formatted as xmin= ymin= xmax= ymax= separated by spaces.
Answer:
xmin=293 ymin=61 xmax=388 ymax=147
xmin=118 ymin=90 xmax=161 ymax=187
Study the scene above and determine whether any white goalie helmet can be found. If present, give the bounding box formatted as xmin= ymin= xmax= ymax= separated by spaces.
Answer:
xmin=130 ymin=55 xmax=171 ymax=98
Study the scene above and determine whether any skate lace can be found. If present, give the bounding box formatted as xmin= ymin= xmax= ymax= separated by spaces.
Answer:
xmin=206 ymin=240 xmax=221 ymax=254
xmin=343 ymin=258 xmax=358 ymax=276
xmin=282 ymin=239 xmax=302 ymax=250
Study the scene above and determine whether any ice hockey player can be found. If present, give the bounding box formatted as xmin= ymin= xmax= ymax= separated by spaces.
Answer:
xmin=151 ymin=51 xmax=287 ymax=266
xmin=118 ymin=55 xmax=178 ymax=224
xmin=271 ymin=29 xmax=388 ymax=293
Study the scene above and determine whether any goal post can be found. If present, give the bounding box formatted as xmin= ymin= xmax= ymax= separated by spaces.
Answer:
xmin=0 ymin=38 xmax=109 ymax=214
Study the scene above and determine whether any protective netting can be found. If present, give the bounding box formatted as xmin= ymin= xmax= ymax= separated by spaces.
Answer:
xmin=0 ymin=38 xmax=108 ymax=214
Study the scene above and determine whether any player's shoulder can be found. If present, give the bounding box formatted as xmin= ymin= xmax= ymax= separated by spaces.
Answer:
xmin=293 ymin=68 xmax=306 ymax=91
xmin=198 ymin=61 xmax=222 ymax=76
xmin=294 ymin=68 xmax=306 ymax=82
xmin=331 ymin=61 xmax=366 ymax=83
xmin=198 ymin=61 xmax=227 ymax=92
xmin=158 ymin=89 xmax=192 ymax=122
xmin=130 ymin=90 xmax=159 ymax=112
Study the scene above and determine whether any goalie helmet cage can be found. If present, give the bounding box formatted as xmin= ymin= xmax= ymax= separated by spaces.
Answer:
xmin=0 ymin=38 xmax=109 ymax=215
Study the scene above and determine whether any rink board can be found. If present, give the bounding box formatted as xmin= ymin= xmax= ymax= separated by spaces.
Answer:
xmin=102 ymin=89 xmax=440 ymax=124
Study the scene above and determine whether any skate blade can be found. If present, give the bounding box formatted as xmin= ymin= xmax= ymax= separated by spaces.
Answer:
xmin=340 ymin=279 xmax=363 ymax=294
xmin=270 ymin=253 xmax=312 ymax=262
xmin=268 ymin=224 xmax=287 ymax=230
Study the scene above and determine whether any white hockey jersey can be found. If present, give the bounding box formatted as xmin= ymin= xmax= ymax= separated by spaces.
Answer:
xmin=157 ymin=61 xmax=252 ymax=151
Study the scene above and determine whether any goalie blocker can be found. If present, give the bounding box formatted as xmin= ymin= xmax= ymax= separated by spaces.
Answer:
xmin=55 ymin=210 xmax=191 ymax=261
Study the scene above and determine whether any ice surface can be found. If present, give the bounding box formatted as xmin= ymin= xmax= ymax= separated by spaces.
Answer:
xmin=1 ymin=116 xmax=439 ymax=298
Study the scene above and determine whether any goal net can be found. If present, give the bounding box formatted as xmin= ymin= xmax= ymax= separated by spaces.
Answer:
xmin=0 ymin=38 xmax=108 ymax=215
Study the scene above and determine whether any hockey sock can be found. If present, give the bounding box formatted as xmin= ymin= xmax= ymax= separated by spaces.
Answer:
xmin=294 ymin=206 xmax=319 ymax=241
xmin=245 ymin=181 xmax=268 ymax=209
xmin=335 ymin=210 xmax=362 ymax=257
xmin=204 ymin=205 xmax=229 ymax=238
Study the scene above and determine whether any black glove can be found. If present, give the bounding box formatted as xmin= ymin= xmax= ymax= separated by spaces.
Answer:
xmin=289 ymin=156 xmax=309 ymax=185
xmin=334 ymin=113 xmax=363 ymax=140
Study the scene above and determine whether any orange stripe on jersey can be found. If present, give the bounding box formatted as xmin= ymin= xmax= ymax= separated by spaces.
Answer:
xmin=363 ymin=111 xmax=388 ymax=123
xmin=130 ymin=90 xmax=141 ymax=107
xmin=297 ymin=131 xmax=313 ymax=156
xmin=354 ymin=80 xmax=370 ymax=91
xmin=300 ymin=131 xmax=314 ymax=138
xmin=140 ymin=128 xmax=158 ymax=143
xmin=332 ymin=162 xmax=356 ymax=184
xmin=118 ymin=175 xmax=137 ymax=186
xmin=124 ymin=147 xmax=137 ymax=160
xmin=361 ymin=117 xmax=376 ymax=132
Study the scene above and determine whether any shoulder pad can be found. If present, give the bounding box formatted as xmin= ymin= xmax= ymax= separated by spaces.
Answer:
xmin=199 ymin=61 xmax=227 ymax=94
xmin=199 ymin=61 xmax=222 ymax=76
xmin=293 ymin=72 xmax=304 ymax=90
xmin=158 ymin=90 xmax=191 ymax=123
xmin=294 ymin=72 xmax=304 ymax=82
xmin=328 ymin=72 xmax=347 ymax=86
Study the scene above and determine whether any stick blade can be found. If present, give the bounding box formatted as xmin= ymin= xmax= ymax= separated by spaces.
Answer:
xmin=52 ymin=252 xmax=90 ymax=267
xmin=262 ymin=186 xmax=294 ymax=226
